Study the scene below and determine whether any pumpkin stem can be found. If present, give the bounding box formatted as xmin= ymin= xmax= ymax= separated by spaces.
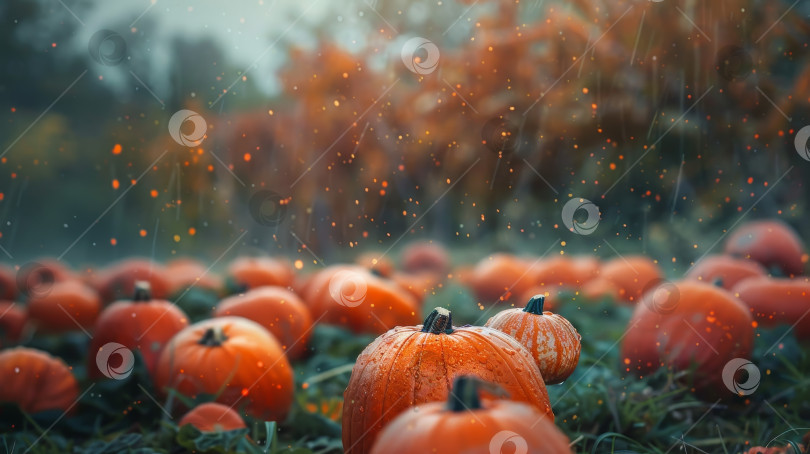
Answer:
xmin=421 ymin=307 xmax=454 ymax=334
xmin=447 ymin=376 xmax=483 ymax=411
xmin=133 ymin=281 xmax=152 ymax=301
xmin=523 ymin=294 xmax=546 ymax=314
xmin=712 ymin=277 xmax=724 ymax=288
xmin=198 ymin=327 xmax=228 ymax=346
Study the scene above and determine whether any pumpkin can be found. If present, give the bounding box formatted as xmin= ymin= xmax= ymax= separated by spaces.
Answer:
xmin=304 ymin=265 xmax=420 ymax=335
xmin=485 ymin=295 xmax=581 ymax=384
xmin=0 ymin=265 xmax=17 ymax=301
xmin=0 ymin=302 xmax=27 ymax=347
xmin=389 ymin=271 xmax=439 ymax=305
xmin=532 ymin=256 xmax=600 ymax=288
xmin=686 ymin=255 xmax=768 ymax=290
xmin=213 ymin=286 xmax=313 ymax=359
xmin=355 ymin=252 xmax=395 ymax=278
xmin=0 ymin=347 xmax=79 ymax=414
xmin=155 ymin=316 xmax=294 ymax=421
xmin=178 ymin=402 xmax=247 ymax=432
xmin=226 ymin=257 xmax=295 ymax=291
xmin=725 ymin=219 xmax=807 ymax=276
xmin=166 ymin=258 xmax=223 ymax=294
xmin=92 ymin=258 xmax=172 ymax=304
xmin=88 ymin=281 xmax=188 ymax=378
xmin=342 ymin=307 xmax=553 ymax=453
xmin=400 ymin=241 xmax=450 ymax=276
xmin=583 ymin=256 xmax=663 ymax=303
xmin=27 ymin=280 xmax=101 ymax=333
xmin=621 ymin=281 xmax=754 ymax=392
xmin=470 ymin=254 xmax=539 ymax=303
xmin=369 ymin=376 xmax=571 ymax=454
xmin=732 ymin=276 xmax=810 ymax=339
xmin=16 ymin=259 xmax=73 ymax=299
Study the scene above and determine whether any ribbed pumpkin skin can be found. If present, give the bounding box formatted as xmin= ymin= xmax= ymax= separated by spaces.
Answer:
xmin=485 ymin=305 xmax=581 ymax=384
xmin=178 ymin=402 xmax=247 ymax=432
xmin=732 ymin=276 xmax=810 ymax=339
xmin=0 ymin=347 xmax=79 ymax=414
xmin=369 ymin=398 xmax=571 ymax=454
xmin=342 ymin=314 xmax=553 ymax=454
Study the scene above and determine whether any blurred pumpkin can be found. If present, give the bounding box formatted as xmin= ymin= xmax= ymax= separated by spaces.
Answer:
xmin=213 ymin=286 xmax=313 ymax=359
xmin=88 ymin=281 xmax=188 ymax=378
xmin=0 ymin=302 xmax=27 ymax=347
xmin=226 ymin=257 xmax=295 ymax=291
xmin=400 ymin=241 xmax=450 ymax=276
xmin=0 ymin=265 xmax=17 ymax=301
xmin=166 ymin=258 xmax=223 ymax=294
xmin=0 ymin=347 xmax=79 ymax=414
xmin=470 ymin=253 xmax=538 ymax=303
xmin=725 ymin=219 xmax=807 ymax=276
xmin=686 ymin=255 xmax=768 ymax=289
xmin=304 ymin=265 xmax=420 ymax=335
xmin=485 ymin=295 xmax=581 ymax=384
xmin=732 ymin=276 xmax=810 ymax=340
xmin=92 ymin=258 xmax=172 ymax=304
xmin=389 ymin=271 xmax=440 ymax=305
xmin=155 ymin=316 xmax=293 ymax=421
xmin=178 ymin=402 xmax=247 ymax=433
xmin=355 ymin=252 xmax=395 ymax=278
xmin=621 ymin=281 xmax=754 ymax=393
xmin=27 ymin=280 xmax=100 ymax=333
xmin=16 ymin=259 xmax=73 ymax=299
xmin=532 ymin=256 xmax=600 ymax=288
xmin=369 ymin=376 xmax=571 ymax=454
xmin=583 ymin=256 xmax=663 ymax=303
xmin=342 ymin=307 xmax=552 ymax=453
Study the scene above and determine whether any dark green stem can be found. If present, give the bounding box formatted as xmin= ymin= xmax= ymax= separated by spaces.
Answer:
xmin=198 ymin=327 xmax=228 ymax=346
xmin=448 ymin=376 xmax=483 ymax=411
xmin=523 ymin=294 xmax=546 ymax=314
xmin=133 ymin=281 xmax=152 ymax=301
xmin=421 ymin=307 xmax=454 ymax=334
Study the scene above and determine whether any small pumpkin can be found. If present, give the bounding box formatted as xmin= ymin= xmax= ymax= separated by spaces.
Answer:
xmin=27 ymin=280 xmax=101 ymax=333
xmin=725 ymin=219 xmax=807 ymax=276
xmin=342 ymin=307 xmax=553 ymax=454
xmin=485 ymin=295 xmax=581 ymax=384
xmin=166 ymin=258 xmax=224 ymax=294
xmin=304 ymin=265 xmax=420 ymax=335
xmin=532 ymin=256 xmax=600 ymax=288
xmin=732 ymin=276 xmax=810 ymax=340
xmin=369 ymin=376 xmax=571 ymax=454
xmin=686 ymin=255 xmax=767 ymax=290
xmin=178 ymin=402 xmax=247 ymax=432
xmin=213 ymin=286 xmax=313 ymax=359
xmin=470 ymin=254 xmax=538 ymax=303
xmin=389 ymin=271 xmax=439 ymax=305
xmin=400 ymin=241 xmax=450 ymax=276
xmin=88 ymin=281 xmax=188 ymax=378
xmin=155 ymin=316 xmax=294 ymax=421
xmin=226 ymin=257 xmax=295 ymax=291
xmin=355 ymin=252 xmax=395 ymax=278
xmin=92 ymin=258 xmax=172 ymax=304
xmin=0 ymin=347 xmax=79 ymax=414
xmin=621 ymin=280 xmax=754 ymax=392
xmin=0 ymin=302 xmax=27 ymax=347
xmin=583 ymin=256 xmax=663 ymax=303
xmin=16 ymin=259 xmax=73 ymax=299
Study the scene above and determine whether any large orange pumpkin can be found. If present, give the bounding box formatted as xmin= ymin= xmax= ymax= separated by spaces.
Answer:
xmin=0 ymin=302 xmax=27 ymax=347
xmin=178 ymin=402 xmax=247 ymax=433
xmin=732 ymin=276 xmax=810 ymax=340
xmin=88 ymin=282 xmax=188 ymax=378
xmin=469 ymin=254 xmax=538 ymax=303
xmin=213 ymin=286 xmax=313 ymax=359
xmin=0 ymin=347 xmax=79 ymax=414
xmin=686 ymin=255 xmax=767 ymax=290
xmin=725 ymin=219 xmax=807 ymax=276
xmin=369 ymin=376 xmax=571 ymax=454
xmin=226 ymin=257 xmax=295 ymax=291
xmin=621 ymin=281 xmax=754 ymax=392
xmin=583 ymin=256 xmax=663 ymax=303
xmin=92 ymin=258 xmax=172 ymax=304
xmin=342 ymin=307 xmax=553 ymax=454
xmin=485 ymin=295 xmax=581 ymax=384
xmin=304 ymin=265 xmax=420 ymax=335
xmin=27 ymin=280 xmax=101 ymax=333
xmin=155 ymin=317 xmax=294 ymax=421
